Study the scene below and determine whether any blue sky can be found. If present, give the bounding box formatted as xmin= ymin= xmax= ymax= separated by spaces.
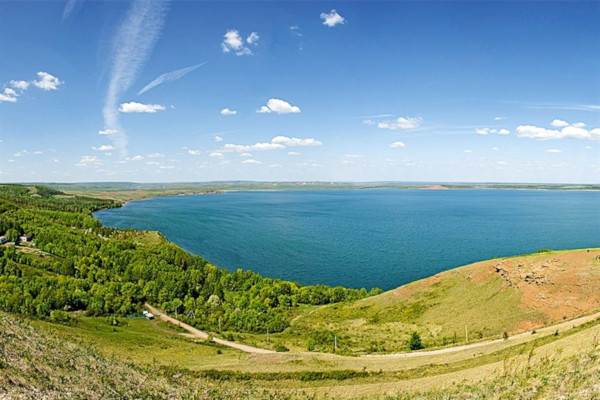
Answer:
xmin=1 ymin=1 xmax=599 ymax=183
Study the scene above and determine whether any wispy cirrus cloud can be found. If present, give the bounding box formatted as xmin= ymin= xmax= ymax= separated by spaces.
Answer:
xmin=62 ymin=0 xmax=84 ymax=20
xmin=102 ymin=0 xmax=168 ymax=155
xmin=137 ymin=62 xmax=205 ymax=95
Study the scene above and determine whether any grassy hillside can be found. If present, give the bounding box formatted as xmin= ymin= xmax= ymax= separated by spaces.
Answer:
xmin=4 ymin=308 xmax=600 ymax=399
xmin=286 ymin=248 xmax=600 ymax=354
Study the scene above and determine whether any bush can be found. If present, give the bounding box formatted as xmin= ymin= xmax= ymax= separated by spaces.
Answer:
xmin=274 ymin=344 xmax=289 ymax=352
xmin=409 ymin=331 xmax=423 ymax=350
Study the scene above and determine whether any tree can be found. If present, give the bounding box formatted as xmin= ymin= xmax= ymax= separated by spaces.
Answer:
xmin=409 ymin=331 xmax=423 ymax=350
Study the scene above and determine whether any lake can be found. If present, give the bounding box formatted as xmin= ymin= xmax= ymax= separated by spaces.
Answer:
xmin=94 ymin=190 xmax=600 ymax=290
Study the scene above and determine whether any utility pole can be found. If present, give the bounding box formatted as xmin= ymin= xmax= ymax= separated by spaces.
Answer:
xmin=218 ymin=317 xmax=221 ymax=331
xmin=465 ymin=325 xmax=468 ymax=342
xmin=334 ymin=335 xmax=337 ymax=353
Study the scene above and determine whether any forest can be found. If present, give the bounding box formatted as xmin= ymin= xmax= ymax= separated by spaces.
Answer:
xmin=0 ymin=184 xmax=380 ymax=333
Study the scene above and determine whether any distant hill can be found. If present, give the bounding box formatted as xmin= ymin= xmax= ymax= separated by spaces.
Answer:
xmin=289 ymin=248 xmax=600 ymax=354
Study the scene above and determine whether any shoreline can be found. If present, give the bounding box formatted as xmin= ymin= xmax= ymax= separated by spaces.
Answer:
xmin=83 ymin=184 xmax=600 ymax=206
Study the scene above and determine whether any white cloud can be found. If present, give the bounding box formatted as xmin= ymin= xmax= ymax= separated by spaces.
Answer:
xmin=550 ymin=119 xmax=569 ymax=128
xmin=464 ymin=149 xmax=472 ymax=153
xmin=32 ymin=72 xmax=63 ymax=91
xmin=222 ymin=135 xmax=321 ymax=154
xmin=272 ymin=135 xmax=322 ymax=146
xmin=475 ymin=128 xmax=510 ymax=135
xmin=126 ymin=155 xmax=144 ymax=161
xmin=240 ymin=152 xmax=253 ymax=157
xmin=4 ymin=88 xmax=17 ymax=97
xmin=209 ymin=152 xmax=223 ymax=158
xmin=188 ymin=149 xmax=202 ymax=155
xmin=119 ymin=101 xmax=165 ymax=113
xmin=0 ymin=90 xmax=17 ymax=103
xmin=224 ymin=142 xmax=285 ymax=152
xmin=138 ymin=63 xmax=205 ymax=95
xmin=214 ymin=135 xmax=223 ymax=142
xmin=246 ymin=32 xmax=259 ymax=45
xmin=221 ymin=30 xmax=259 ymax=56
xmin=98 ymin=128 xmax=119 ymax=135
xmin=288 ymin=151 xmax=301 ymax=156
xmin=492 ymin=147 xmax=500 ymax=151
xmin=10 ymin=80 xmax=29 ymax=90
xmin=362 ymin=119 xmax=376 ymax=126
xmin=75 ymin=155 xmax=102 ymax=167
xmin=220 ymin=108 xmax=237 ymax=116
xmin=494 ymin=116 xmax=506 ymax=121
xmin=290 ymin=26 xmax=302 ymax=37
xmin=256 ymin=98 xmax=301 ymax=114
xmin=92 ymin=145 xmax=114 ymax=151
xmin=242 ymin=159 xmax=262 ymax=164
xmin=516 ymin=121 xmax=593 ymax=140
xmin=257 ymin=106 xmax=271 ymax=114
xmin=591 ymin=129 xmax=600 ymax=140
xmin=147 ymin=152 xmax=164 ymax=158
xmin=320 ymin=9 xmax=346 ymax=27
xmin=390 ymin=141 xmax=406 ymax=148
xmin=270 ymin=164 xmax=282 ymax=168
xmin=546 ymin=149 xmax=562 ymax=153
xmin=377 ymin=116 xmax=422 ymax=130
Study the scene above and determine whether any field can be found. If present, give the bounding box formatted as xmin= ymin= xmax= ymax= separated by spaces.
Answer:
xmin=2 ymin=247 xmax=596 ymax=399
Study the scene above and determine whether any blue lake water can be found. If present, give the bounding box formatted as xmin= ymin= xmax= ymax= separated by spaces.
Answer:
xmin=94 ymin=190 xmax=600 ymax=290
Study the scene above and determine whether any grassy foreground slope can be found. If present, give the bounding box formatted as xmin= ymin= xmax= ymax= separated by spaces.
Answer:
xmin=289 ymin=248 xmax=600 ymax=354
xmin=4 ymin=309 xmax=600 ymax=399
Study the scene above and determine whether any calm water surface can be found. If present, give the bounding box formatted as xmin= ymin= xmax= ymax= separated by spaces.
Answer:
xmin=94 ymin=190 xmax=600 ymax=290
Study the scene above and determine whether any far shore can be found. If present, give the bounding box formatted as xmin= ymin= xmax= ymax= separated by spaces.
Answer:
xmin=49 ymin=181 xmax=600 ymax=203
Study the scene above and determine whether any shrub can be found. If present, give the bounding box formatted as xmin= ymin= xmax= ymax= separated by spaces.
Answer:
xmin=409 ymin=331 xmax=423 ymax=350
xmin=274 ymin=344 xmax=289 ymax=352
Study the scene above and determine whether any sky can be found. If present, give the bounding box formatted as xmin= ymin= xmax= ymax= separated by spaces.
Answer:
xmin=1 ymin=1 xmax=599 ymax=184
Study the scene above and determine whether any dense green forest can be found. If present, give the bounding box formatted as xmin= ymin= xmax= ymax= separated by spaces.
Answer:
xmin=0 ymin=184 xmax=379 ymax=333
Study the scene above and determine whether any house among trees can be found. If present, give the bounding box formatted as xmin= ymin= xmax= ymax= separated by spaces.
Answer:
xmin=0 ymin=237 xmax=7 ymax=245
xmin=19 ymin=233 xmax=33 ymax=242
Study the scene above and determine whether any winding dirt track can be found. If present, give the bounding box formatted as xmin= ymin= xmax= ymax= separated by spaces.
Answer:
xmin=144 ymin=303 xmax=275 ymax=354
xmin=367 ymin=309 xmax=600 ymax=358
xmin=146 ymin=303 xmax=600 ymax=358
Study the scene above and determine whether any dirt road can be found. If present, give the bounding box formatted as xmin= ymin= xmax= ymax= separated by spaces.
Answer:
xmin=366 ymin=309 xmax=600 ymax=358
xmin=144 ymin=303 xmax=275 ymax=354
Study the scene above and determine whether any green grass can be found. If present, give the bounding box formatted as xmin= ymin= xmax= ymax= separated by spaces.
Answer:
xmin=283 ymin=265 xmax=538 ymax=355
xmin=33 ymin=315 xmax=242 ymax=370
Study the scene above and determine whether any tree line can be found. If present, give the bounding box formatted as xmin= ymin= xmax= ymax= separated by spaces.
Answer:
xmin=0 ymin=185 xmax=381 ymax=333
